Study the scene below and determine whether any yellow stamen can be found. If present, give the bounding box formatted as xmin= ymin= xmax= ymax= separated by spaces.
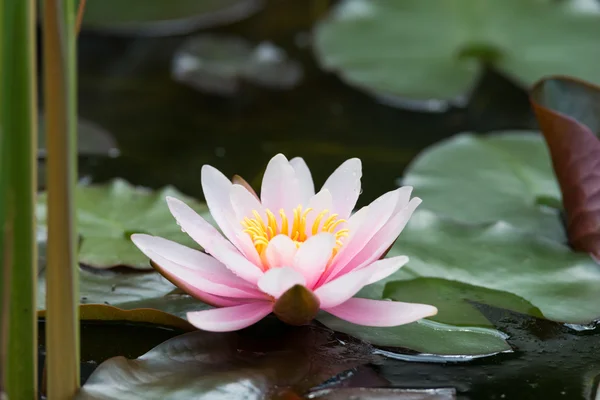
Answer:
xmin=240 ymin=205 xmax=349 ymax=268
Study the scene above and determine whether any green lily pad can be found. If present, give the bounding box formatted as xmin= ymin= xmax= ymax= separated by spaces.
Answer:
xmin=81 ymin=0 xmax=265 ymax=36
xmin=314 ymin=0 xmax=600 ymax=109
xmin=319 ymin=314 xmax=511 ymax=357
xmin=36 ymin=179 xmax=212 ymax=269
xmin=37 ymin=266 xmax=177 ymax=310
xmin=76 ymin=326 xmax=375 ymax=399
xmin=383 ymin=278 xmax=544 ymax=327
xmin=389 ymin=210 xmax=600 ymax=324
xmin=401 ymin=131 xmax=564 ymax=242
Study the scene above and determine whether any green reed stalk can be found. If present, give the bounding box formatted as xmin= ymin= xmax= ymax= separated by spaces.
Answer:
xmin=0 ymin=1 xmax=38 ymax=399
xmin=43 ymin=0 xmax=80 ymax=398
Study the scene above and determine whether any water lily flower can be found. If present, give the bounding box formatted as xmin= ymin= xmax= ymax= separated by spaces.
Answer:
xmin=132 ymin=154 xmax=437 ymax=332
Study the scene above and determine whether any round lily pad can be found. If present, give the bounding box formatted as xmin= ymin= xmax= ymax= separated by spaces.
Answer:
xmin=36 ymin=179 xmax=212 ymax=269
xmin=313 ymin=0 xmax=600 ymax=109
xmin=172 ymin=35 xmax=303 ymax=95
xmin=81 ymin=0 xmax=265 ymax=36
xmin=401 ymin=131 xmax=564 ymax=242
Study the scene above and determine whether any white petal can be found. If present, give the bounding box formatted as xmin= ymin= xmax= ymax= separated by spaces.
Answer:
xmin=305 ymin=189 xmax=334 ymax=233
xmin=290 ymin=157 xmax=315 ymax=204
xmin=230 ymin=183 xmax=265 ymax=222
xmin=322 ymin=158 xmax=362 ymax=219
xmin=260 ymin=154 xmax=300 ymax=214
xmin=265 ymin=235 xmax=297 ymax=269
xmin=257 ymin=266 xmax=306 ymax=298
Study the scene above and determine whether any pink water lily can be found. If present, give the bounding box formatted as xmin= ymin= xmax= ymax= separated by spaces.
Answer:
xmin=131 ymin=154 xmax=437 ymax=332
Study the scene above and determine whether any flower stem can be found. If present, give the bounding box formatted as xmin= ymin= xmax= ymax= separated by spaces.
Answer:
xmin=43 ymin=0 xmax=80 ymax=398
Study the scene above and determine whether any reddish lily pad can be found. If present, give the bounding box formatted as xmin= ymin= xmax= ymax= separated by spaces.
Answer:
xmin=530 ymin=76 xmax=600 ymax=260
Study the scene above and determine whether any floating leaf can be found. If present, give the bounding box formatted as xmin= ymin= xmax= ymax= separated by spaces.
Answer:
xmin=384 ymin=278 xmax=544 ymax=327
xmin=530 ymin=76 xmax=600 ymax=260
xmin=319 ymin=313 xmax=511 ymax=357
xmin=172 ymin=35 xmax=302 ymax=95
xmin=314 ymin=0 xmax=600 ymax=109
xmin=401 ymin=131 xmax=564 ymax=242
xmin=37 ymin=266 xmax=177 ymax=310
xmin=389 ymin=211 xmax=600 ymax=324
xmin=309 ymin=387 xmax=456 ymax=400
xmin=81 ymin=0 xmax=265 ymax=36
xmin=36 ymin=179 xmax=212 ymax=269
xmin=37 ymin=265 xmax=211 ymax=330
xmin=76 ymin=326 xmax=375 ymax=399
xmin=39 ymin=304 xmax=195 ymax=331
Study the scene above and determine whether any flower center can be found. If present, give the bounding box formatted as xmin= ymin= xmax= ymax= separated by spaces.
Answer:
xmin=241 ymin=206 xmax=349 ymax=256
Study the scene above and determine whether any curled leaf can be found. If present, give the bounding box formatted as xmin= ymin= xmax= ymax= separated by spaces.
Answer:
xmin=530 ymin=76 xmax=600 ymax=259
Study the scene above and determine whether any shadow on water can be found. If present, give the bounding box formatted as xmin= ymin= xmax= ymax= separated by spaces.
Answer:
xmin=37 ymin=307 xmax=600 ymax=400
xmin=37 ymin=0 xmax=600 ymax=399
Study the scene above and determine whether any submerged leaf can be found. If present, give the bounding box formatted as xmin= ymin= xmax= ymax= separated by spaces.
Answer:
xmin=81 ymin=0 xmax=265 ymax=36
xmin=530 ymin=76 xmax=600 ymax=260
xmin=76 ymin=325 xmax=376 ymax=399
xmin=172 ymin=35 xmax=302 ymax=95
xmin=309 ymin=387 xmax=456 ymax=399
xmin=36 ymin=179 xmax=212 ymax=269
xmin=38 ymin=116 xmax=119 ymax=158
xmin=401 ymin=131 xmax=564 ymax=241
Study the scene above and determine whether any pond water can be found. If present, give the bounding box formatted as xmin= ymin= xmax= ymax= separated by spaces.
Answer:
xmin=38 ymin=1 xmax=600 ymax=399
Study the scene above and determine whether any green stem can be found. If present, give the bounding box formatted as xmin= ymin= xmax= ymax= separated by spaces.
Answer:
xmin=43 ymin=0 xmax=80 ymax=398
xmin=0 ymin=1 xmax=38 ymax=399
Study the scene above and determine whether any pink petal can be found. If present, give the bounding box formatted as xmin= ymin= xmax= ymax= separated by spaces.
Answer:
xmin=324 ymin=297 xmax=438 ymax=327
xmin=187 ymin=302 xmax=273 ymax=332
xmin=365 ymin=256 xmax=409 ymax=284
xmin=293 ymin=233 xmax=336 ymax=288
xmin=324 ymin=189 xmax=400 ymax=281
xmin=265 ymin=235 xmax=297 ymax=269
xmin=339 ymin=197 xmax=422 ymax=276
xmin=260 ymin=154 xmax=300 ymax=214
xmin=290 ymin=157 xmax=315 ymax=204
xmin=166 ymin=197 xmax=263 ymax=284
xmin=131 ymin=234 xmax=253 ymax=290
xmin=314 ymin=256 xmax=406 ymax=308
xmin=322 ymin=158 xmax=362 ymax=219
xmin=133 ymin=240 xmax=266 ymax=299
xmin=201 ymin=166 xmax=262 ymax=266
xmin=257 ymin=266 xmax=306 ymax=298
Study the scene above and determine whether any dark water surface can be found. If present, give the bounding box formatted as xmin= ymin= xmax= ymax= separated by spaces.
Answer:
xmin=40 ymin=1 xmax=599 ymax=399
